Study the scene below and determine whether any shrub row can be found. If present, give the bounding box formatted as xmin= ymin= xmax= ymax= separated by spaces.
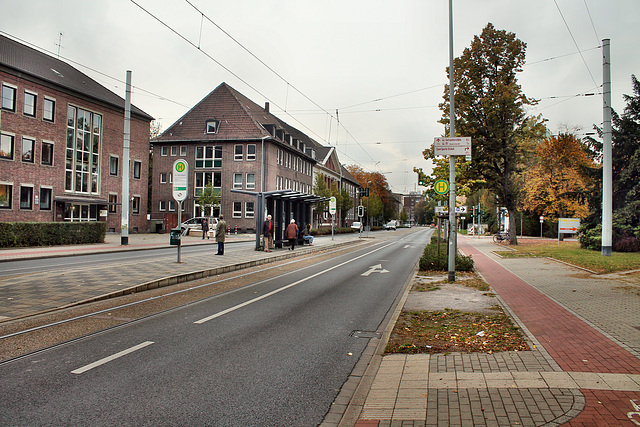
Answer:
xmin=418 ymin=235 xmax=474 ymax=272
xmin=0 ymin=222 xmax=106 ymax=248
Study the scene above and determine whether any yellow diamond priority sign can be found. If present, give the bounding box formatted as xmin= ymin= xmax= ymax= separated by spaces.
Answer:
xmin=434 ymin=179 xmax=449 ymax=195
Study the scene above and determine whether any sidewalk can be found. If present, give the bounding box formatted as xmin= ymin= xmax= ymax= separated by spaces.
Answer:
xmin=341 ymin=235 xmax=640 ymax=427
xmin=0 ymin=231 xmax=362 ymax=321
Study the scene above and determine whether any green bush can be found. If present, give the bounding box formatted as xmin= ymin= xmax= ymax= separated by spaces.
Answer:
xmin=578 ymin=223 xmax=601 ymax=251
xmin=419 ymin=239 xmax=474 ymax=272
xmin=0 ymin=222 xmax=106 ymax=248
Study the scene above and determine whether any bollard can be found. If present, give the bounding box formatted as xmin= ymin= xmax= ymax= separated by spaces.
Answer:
xmin=234 ymin=225 xmax=238 ymax=234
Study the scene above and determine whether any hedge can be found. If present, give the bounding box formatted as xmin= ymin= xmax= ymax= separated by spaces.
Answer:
xmin=418 ymin=235 xmax=474 ymax=272
xmin=0 ymin=222 xmax=106 ymax=248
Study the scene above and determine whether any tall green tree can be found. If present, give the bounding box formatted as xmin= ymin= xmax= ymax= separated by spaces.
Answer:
xmin=437 ymin=23 xmax=543 ymax=244
xmin=585 ymin=75 xmax=640 ymax=247
xmin=313 ymin=174 xmax=331 ymax=226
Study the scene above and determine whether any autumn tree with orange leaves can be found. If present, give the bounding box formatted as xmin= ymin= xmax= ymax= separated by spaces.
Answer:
xmin=521 ymin=133 xmax=595 ymax=221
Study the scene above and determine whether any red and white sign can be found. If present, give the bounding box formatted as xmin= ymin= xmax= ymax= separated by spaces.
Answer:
xmin=434 ymin=137 xmax=472 ymax=157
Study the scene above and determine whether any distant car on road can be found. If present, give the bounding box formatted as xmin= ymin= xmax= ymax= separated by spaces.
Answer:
xmin=351 ymin=221 xmax=363 ymax=233
xmin=180 ymin=216 xmax=218 ymax=234
xmin=384 ymin=220 xmax=397 ymax=231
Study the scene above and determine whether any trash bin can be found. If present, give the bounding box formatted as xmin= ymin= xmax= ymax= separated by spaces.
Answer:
xmin=170 ymin=228 xmax=182 ymax=246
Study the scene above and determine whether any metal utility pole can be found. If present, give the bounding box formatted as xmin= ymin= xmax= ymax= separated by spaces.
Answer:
xmin=601 ymin=39 xmax=612 ymax=256
xmin=121 ymin=70 xmax=132 ymax=246
xmin=447 ymin=0 xmax=457 ymax=282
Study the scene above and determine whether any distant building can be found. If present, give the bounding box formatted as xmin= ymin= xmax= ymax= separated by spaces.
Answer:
xmin=403 ymin=192 xmax=426 ymax=225
xmin=0 ymin=34 xmax=153 ymax=232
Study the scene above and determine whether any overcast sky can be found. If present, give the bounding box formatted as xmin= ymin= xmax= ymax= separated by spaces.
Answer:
xmin=1 ymin=0 xmax=638 ymax=193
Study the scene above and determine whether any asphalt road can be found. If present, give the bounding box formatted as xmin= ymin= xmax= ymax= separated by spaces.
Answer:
xmin=0 ymin=228 xmax=430 ymax=426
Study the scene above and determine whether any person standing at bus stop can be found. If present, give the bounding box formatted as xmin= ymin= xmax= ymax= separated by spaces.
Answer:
xmin=202 ymin=218 xmax=209 ymax=239
xmin=263 ymin=214 xmax=273 ymax=252
xmin=215 ymin=214 xmax=226 ymax=255
xmin=285 ymin=219 xmax=299 ymax=251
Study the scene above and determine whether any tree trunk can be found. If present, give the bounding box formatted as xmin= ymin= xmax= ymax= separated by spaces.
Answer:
xmin=507 ymin=207 xmax=519 ymax=245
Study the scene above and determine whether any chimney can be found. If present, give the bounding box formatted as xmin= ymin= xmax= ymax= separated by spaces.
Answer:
xmin=264 ymin=102 xmax=270 ymax=114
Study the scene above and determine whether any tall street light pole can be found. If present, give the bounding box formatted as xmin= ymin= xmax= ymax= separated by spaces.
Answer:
xmin=447 ymin=0 xmax=457 ymax=282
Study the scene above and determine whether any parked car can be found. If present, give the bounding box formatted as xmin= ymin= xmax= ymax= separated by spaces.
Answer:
xmin=180 ymin=217 xmax=218 ymax=234
xmin=351 ymin=221 xmax=363 ymax=233
xmin=384 ymin=220 xmax=397 ymax=230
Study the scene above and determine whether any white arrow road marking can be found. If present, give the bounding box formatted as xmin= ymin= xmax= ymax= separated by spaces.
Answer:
xmin=361 ymin=264 xmax=390 ymax=276
xmin=71 ymin=341 xmax=154 ymax=374
xmin=195 ymin=242 xmax=395 ymax=324
xmin=403 ymin=244 xmax=412 ymax=249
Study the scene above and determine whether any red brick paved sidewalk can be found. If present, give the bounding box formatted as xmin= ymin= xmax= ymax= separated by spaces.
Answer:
xmin=459 ymin=237 xmax=640 ymax=426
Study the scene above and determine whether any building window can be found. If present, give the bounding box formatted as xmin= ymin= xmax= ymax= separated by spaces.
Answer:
xmin=180 ymin=146 xmax=187 ymax=156
xmin=110 ymin=156 xmax=118 ymax=176
xmin=245 ymin=201 xmax=255 ymax=218
xmin=161 ymin=146 xmax=168 ymax=156
xmin=233 ymin=201 xmax=242 ymax=218
xmin=66 ymin=106 xmax=101 ymax=194
xmin=1 ymin=133 xmax=14 ymax=160
xmin=168 ymin=200 xmax=176 ymax=211
xmin=206 ymin=120 xmax=219 ymax=134
xmin=233 ymin=173 xmax=242 ymax=189
xmin=41 ymin=141 xmax=54 ymax=166
xmin=23 ymin=91 xmax=37 ymax=117
xmin=43 ymin=97 xmax=55 ymax=122
xmin=160 ymin=173 xmax=167 ymax=184
xmin=133 ymin=160 xmax=142 ymax=179
xmin=1 ymin=84 xmax=16 ymax=112
xmin=64 ymin=204 xmax=98 ymax=222
xmin=0 ymin=183 xmax=12 ymax=208
xmin=234 ymin=144 xmax=243 ymax=161
xmin=20 ymin=185 xmax=33 ymax=210
xmin=39 ymin=187 xmax=52 ymax=210
xmin=21 ymin=137 xmax=35 ymax=163
xmin=159 ymin=200 xmax=166 ymax=211
xmin=247 ymin=144 xmax=256 ymax=161
xmin=170 ymin=146 xmax=177 ymax=156
xmin=195 ymin=145 xmax=222 ymax=168
xmin=108 ymin=193 xmax=118 ymax=213
xmin=194 ymin=171 xmax=221 ymax=196
xmin=132 ymin=196 xmax=140 ymax=214
xmin=246 ymin=173 xmax=255 ymax=190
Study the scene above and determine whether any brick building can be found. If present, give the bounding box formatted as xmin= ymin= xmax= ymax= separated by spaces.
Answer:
xmin=0 ymin=35 xmax=153 ymax=232
xmin=151 ymin=82 xmax=321 ymax=234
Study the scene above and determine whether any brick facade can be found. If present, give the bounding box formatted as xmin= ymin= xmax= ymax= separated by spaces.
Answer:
xmin=1 ymin=41 xmax=152 ymax=232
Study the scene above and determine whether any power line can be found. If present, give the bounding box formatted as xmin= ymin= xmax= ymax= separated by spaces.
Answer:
xmin=583 ymin=0 xmax=601 ymax=44
xmin=553 ymin=0 xmax=600 ymax=93
xmin=525 ymin=45 xmax=600 ymax=66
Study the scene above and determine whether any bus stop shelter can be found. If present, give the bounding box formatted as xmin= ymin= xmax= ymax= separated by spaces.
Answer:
xmin=231 ymin=189 xmax=329 ymax=249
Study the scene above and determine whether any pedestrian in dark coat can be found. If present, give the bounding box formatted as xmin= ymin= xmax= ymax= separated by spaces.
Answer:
xmin=263 ymin=214 xmax=273 ymax=252
xmin=215 ymin=214 xmax=227 ymax=255
xmin=285 ymin=219 xmax=299 ymax=251
xmin=202 ymin=218 xmax=209 ymax=239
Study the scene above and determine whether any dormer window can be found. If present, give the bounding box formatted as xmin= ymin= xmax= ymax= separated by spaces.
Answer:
xmin=206 ymin=120 xmax=219 ymax=134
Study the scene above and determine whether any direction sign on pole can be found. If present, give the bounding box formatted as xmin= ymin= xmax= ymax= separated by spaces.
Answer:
xmin=434 ymin=137 xmax=471 ymax=157
xmin=558 ymin=218 xmax=580 ymax=234
xmin=172 ymin=159 xmax=189 ymax=202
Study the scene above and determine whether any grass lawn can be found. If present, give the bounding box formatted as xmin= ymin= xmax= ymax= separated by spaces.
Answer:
xmin=494 ymin=239 xmax=640 ymax=274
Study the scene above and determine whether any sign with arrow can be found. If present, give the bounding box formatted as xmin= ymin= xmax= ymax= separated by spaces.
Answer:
xmin=361 ymin=264 xmax=390 ymax=276
xmin=558 ymin=218 xmax=580 ymax=234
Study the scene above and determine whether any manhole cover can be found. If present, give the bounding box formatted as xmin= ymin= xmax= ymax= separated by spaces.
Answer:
xmin=350 ymin=330 xmax=382 ymax=339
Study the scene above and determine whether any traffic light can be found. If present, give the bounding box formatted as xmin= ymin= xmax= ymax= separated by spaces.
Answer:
xmin=359 ymin=187 xmax=369 ymax=197
xmin=357 ymin=205 xmax=365 ymax=217
xmin=365 ymin=187 xmax=369 ymax=197
xmin=418 ymin=178 xmax=425 ymax=186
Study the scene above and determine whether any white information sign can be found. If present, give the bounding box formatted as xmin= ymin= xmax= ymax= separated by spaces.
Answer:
xmin=558 ymin=218 xmax=580 ymax=234
xmin=172 ymin=159 xmax=189 ymax=202
xmin=329 ymin=196 xmax=337 ymax=215
xmin=434 ymin=137 xmax=472 ymax=158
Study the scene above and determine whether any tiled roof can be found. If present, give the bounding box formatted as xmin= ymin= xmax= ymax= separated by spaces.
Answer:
xmin=0 ymin=34 xmax=153 ymax=121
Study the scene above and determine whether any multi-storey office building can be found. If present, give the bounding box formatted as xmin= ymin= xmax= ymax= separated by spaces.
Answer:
xmin=0 ymin=35 xmax=153 ymax=232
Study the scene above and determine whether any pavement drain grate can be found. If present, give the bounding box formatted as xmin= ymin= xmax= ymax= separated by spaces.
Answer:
xmin=350 ymin=330 xmax=382 ymax=339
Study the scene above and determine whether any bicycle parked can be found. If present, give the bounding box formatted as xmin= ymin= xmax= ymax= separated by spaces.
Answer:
xmin=493 ymin=230 xmax=510 ymax=243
